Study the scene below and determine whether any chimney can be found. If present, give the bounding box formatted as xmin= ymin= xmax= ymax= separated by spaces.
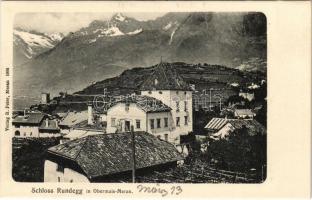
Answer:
xmin=45 ymin=118 xmax=49 ymax=128
xmin=88 ymin=102 xmax=93 ymax=125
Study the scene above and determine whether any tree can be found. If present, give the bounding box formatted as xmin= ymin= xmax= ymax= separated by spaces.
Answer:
xmin=205 ymin=126 xmax=266 ymax=174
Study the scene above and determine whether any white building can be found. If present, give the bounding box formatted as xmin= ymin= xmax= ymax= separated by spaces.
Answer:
xmin=106 ymin=95 xmax=173 ymax=142
xmin=12 ymin=112 xmax=60 ymax=137
xmin=139 ymin=62 xmax=193 ymax=144
xmin=210 ymin=119 xmax=266 ymax=140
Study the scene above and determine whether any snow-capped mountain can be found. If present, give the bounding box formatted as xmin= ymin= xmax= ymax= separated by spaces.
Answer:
xmin=14 ymin=12 xmax=266 ymax=109
xmin=13 ymin=28 xmax=64 ymax=65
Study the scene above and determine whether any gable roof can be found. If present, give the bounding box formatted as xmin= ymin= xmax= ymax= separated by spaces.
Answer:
xmin=204 ymin=118 xmax=235 ymax=131
xmin=211 ymin=119 xmax=266 ymax=139
xmin=12 ymin=113 xmax=45 ymax=125
xmin=59 ymin=110 xmax=88 ymax=127
xmin=47 ymin=132 xmax=184 ymax=179
xmin=109 ymin=95 xmax=171 ymax=113
xmin=140 ymin=62 xmax=191 ymax=91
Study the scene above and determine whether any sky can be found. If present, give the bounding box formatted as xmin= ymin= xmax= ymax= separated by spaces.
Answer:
xmin=14 ymin=13 xmax=166 ymax=34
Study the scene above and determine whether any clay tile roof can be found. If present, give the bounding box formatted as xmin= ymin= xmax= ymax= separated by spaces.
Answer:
xmin=12 ymin=113 xmax=45 ymax=125
xmin=47 ymin=132 xmax=184 ymax=179
xmin=140 ymin=62 xmax=191 ymax=91
xmin=59 ymin=110 xmax=88 ymax=127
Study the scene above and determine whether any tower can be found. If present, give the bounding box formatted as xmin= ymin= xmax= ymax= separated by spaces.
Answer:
xmin=41 ymin=93 xmax=50 ymax=104
xmin=140 ymin=62 xmax=193 ymax=144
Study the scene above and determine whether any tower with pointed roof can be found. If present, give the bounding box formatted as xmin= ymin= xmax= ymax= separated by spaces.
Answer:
xmin=140 ymin=61 xmax=193 ymax=144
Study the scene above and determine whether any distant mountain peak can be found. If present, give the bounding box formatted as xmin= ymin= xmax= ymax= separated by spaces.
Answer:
xmin=13 ymin=28 xmax=64 ymax=64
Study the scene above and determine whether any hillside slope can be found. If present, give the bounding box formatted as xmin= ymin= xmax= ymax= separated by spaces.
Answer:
xmin=13 ymin=12 xmax=266 ymax=109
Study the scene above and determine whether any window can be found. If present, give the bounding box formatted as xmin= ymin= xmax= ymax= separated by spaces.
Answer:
xmin=184 ymin=116 xmax=188 ymax=125
xmin=58 ymin=177 xmax=61 ymax=182
xmin=111 ymin=118 xmax=116 ymax=127
xmin=150 ymin=119 xmax=155 ymax=129
xmin=24 ymin=133 xmax=26 ymax=136
xmin=159 ymin=91 xmax=162 ymax=94
xmin=176 ymin=101 xmax=180 ymax=112
xmin=176 ymin=117 xmax=180 ymax=127
xmin=30 ymin=132 xmax=32 ymax=136
xmin=157 ymin=118 xmax=161 ymax=128
xmin=70 ymin=179 xmax=73 ymax=183
xmin=57 ymin=164 xmax=64 ymax=173
xmin=15 ymin=124 xmax=20 ymax=128
xmin=136 ymin=120 xmax=141 ymax=129
xmin=15 ymin=131 xmax=20 ymax=136
xmin=184 ymin=101 xmax=188 ymax=111
xmin=164 ymin=118 xmax=168 ymax=128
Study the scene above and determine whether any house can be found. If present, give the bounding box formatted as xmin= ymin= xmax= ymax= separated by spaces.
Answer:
xmin=44 ymin=132 xmax=184 ymax=182
xmin=61 ymin=116 xmax=105 ymax=143
xmin=234 ymin=109 xmax=256 ymax=119
xmin=39 ymin=118 xmax=61 ymax=137
xmin=210 ymin=119 xmax=266 ymax=140
xmin=12 ymin=112 xmax=45 ymax=137
xmin=58 ymin=110 xmax=88 ymax=134
xmin=106 ymin=95 xmax=173 ymax=142
xmin=12 ymin=112 xmax=60 ymax=137
xmin=204 ymin=117 xmax=238 ymax=135
xmin=140 ymin=62 xmax=193 ymax=144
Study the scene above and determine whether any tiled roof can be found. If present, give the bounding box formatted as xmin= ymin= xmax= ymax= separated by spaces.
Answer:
xmin=140 ymin=62 xmax=191 ymax=91
xmin=109 ymin=95 xmax=171 ymax=113
xmin=63 ymin=129 xmax=102 ymax=140
xmin=204 ymin=118 xmax=234 ymax=130
xmin=73 ymin=120 xmax=105 ymax=131
xmin=47 ymin=132 xmax=184 ymax=179
xmin=12 ymin=113 xmax=45 ymax=125
xmin=59 ymin=111 xmax=88 ymax=127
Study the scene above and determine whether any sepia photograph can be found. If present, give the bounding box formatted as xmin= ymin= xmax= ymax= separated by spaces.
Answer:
xmin=11 ymin=11 xmax=268 ymax=184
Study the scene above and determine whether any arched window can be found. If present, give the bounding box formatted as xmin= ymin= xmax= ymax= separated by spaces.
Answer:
xmin=15 ymin=131 xmax=20 ymax=136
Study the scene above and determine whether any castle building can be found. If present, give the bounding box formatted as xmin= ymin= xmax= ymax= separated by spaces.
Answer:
xmin=139 ymin=62 xmax=193 ymax=144
xmin=41 ymin=93 xmax=50 ymax=104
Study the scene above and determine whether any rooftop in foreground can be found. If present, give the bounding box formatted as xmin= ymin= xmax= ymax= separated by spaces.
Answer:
xmin=47 ymin=132 xmax=184 ymax=179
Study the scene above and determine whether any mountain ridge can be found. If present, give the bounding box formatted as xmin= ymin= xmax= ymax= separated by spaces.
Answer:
xmin=13 ymin=12 xmax=266 ymax=109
